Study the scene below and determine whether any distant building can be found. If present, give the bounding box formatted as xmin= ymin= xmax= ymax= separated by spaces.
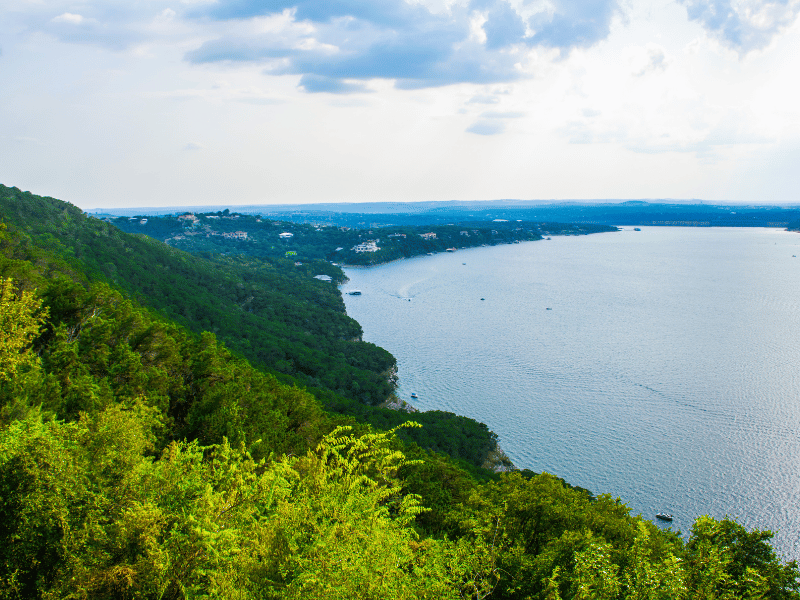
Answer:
xmin=388 ymin=233 xmax=406 ymax=238
xmin=420 ymin=232 xmax=437 ymax=240
xmin=279 ymin=232 xmax=293 ymax=239
xmin=460 ymin=231 xmax=469 ymax=236
xmin=352 ymin=241 xmax=380 ymax=253
xmin=222 ymin=231 xmax=248 ymax=240
xmin=314 ymin=275 xmax=332 ymax=282
xmin=178 ymin=213 xmax=199 ymax=227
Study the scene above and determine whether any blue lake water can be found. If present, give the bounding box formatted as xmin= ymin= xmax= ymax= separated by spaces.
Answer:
xmin=341 ymin=227 xmax=800 ymax=560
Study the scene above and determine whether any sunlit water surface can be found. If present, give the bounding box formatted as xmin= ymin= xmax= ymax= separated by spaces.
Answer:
xmin=341 ymin=227 xmax=800 ymax=560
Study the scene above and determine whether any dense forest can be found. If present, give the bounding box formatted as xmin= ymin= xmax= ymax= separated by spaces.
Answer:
xmin=2 ymin=184 xmax=799 ymax=599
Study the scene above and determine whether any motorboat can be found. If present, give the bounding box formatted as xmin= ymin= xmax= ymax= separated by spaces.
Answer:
xmin=656 ymin=513 xmax=673 ymax=521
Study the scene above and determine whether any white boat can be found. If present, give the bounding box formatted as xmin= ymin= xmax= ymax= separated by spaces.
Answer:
xmin=656 ymin=513 xmax=673 ymax=521
xmin=410 ymin=392 xmax=418 ymax=399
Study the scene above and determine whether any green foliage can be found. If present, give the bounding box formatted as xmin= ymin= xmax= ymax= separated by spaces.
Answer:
xmin=0 ymin=415 xmax=497 ymax=599
xmin=685 ymin=516 xmax=799 ymax=600
xmin=622 ymin=523 xmax=687 ymax=600
xmin=0 ymin=277 xmax=48 ymax=384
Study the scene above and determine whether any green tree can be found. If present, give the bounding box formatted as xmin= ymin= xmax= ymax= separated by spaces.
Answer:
xmin=0 ymin=277 xmax=47 ymax=384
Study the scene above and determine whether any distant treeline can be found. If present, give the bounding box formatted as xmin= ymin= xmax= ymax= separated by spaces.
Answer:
xmin=233 ymin=201 xmax=800 ymax=230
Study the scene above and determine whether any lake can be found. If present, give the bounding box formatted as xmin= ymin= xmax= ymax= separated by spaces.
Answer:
xmin=341 ymin=227 xmax=800 ymax=560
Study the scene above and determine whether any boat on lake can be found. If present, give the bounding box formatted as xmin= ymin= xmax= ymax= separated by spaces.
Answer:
xmin=348 ymin=290 xmax=362 ymax=295
xmin=410 ymin=392 xmax=418 ymax=399
xmin=656 ymin=513 xmax=673 ymax=521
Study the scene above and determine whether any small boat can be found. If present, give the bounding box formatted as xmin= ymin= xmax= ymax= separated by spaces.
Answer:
xmin=634 ymin=228 xmax=641 ymax=231
xmin=410 ymin=392 xmax=418 ymax=399
xmin=656 ymin=513 xmax=673 ymax=521
xmin=348 ymin=290 xmax=362 ymax=295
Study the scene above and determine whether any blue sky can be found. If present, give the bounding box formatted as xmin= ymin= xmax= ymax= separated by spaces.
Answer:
xmin=1 ymin=0 xmax=799 ymax=208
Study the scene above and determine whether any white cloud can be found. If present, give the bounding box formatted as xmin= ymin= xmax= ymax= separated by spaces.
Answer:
xmin=679 ymin=0 xmax=800 ymax=53
xmin=467 ymin=94 xmax=501 ymax=103
xmin=156 ymin=8 xmax=176 ymax=22
xmin=630 ymin=43 xmax=668 ymax=76
xmin=51 ymin=13 xmax=85 ymax=25
xmin=467 ymin=120 xmax=507 ymax=134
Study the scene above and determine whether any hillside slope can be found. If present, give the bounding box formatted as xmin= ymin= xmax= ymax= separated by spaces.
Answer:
xmin=0 ymin=184 xmax=501 ymax=469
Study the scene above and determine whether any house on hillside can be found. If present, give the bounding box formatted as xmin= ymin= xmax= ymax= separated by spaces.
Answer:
xmin=420 ymin=232 xmax=437 ymax=240
xmin=352 ymin=241 xmax=380 ymax=253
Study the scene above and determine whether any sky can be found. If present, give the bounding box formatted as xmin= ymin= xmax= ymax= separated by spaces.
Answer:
xmin=1 ymin=0 xmax=799 ymax=209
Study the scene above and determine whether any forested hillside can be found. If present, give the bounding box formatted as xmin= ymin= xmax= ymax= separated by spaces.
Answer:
xmin=1 ymin=184 xmax=799 ymax=599
xmin=0 ymin=185 xmax=501 ymax=468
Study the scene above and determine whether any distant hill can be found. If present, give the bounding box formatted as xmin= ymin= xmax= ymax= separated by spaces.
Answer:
xmin=89 ymin=198 xmax=800 ymax=230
